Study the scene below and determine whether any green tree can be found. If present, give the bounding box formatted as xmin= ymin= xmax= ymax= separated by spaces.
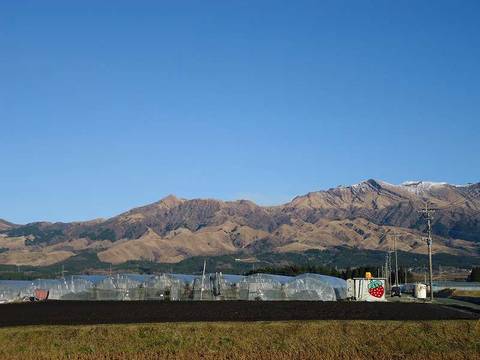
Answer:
xmin=468 ymin=267 xmax=480 ymax=282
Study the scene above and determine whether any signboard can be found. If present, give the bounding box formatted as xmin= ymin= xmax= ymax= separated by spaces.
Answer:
xmin=351 ymin=278 xmax=386 ymax=302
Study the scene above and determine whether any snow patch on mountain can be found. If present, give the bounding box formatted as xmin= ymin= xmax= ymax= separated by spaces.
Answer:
xmin=399 ymin=181 xmax=473 ymax=193
xmin=346 ymin=180 xmax=471 ymax=195
xmin=400 ymin=181 xmax=447 ymax=193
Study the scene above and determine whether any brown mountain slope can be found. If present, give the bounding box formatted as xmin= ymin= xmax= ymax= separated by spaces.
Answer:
xmin=282 ymin=180 xmax=480 ymax=243
xmin=0 ymin=180 xmax=479 ymax=266
xmin=97 ymin=223 xmax=270 ymax=264
xmin=0 ymin=219 xmax=15 ymax=231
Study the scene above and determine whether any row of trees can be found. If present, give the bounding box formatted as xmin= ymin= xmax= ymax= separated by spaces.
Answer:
xmin=343 ymin=266 xmax=412 ymax=283
xmin=245 ymin=264 xmax=412 ymax=282
xmin=244 ymin=264 xmax=342 ymax=277
xmin=468 ymin=267 xmax=480 ymax=282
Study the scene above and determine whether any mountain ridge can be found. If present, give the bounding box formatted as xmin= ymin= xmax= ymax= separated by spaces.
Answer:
xmin=1 ymin=179 xmax=479 ymax=266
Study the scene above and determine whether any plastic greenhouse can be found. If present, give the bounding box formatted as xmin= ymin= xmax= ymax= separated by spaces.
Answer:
xmin=284 ymin=274 xmax=336 ymax=301
xmin=0 ymin=273 xmax=347 ymax=302
xmin=0 ymin=280 xmax=35 ymax=302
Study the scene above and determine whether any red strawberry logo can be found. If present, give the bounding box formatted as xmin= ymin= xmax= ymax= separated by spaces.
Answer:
xmin=368 ymin=280 xmax=384 ymax=298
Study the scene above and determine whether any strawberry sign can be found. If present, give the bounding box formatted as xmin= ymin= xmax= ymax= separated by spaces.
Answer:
xmin=367 ymin=279 xmax=385 ymax=298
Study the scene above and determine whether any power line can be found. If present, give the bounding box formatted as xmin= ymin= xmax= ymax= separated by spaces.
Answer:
xmin=418 ymin=202 xmax=435 ymax=302
xmin=433 ymin=197 xmax=468 ymax=211
xmin=393 ymin=231 xmax=399 ymax=287
xmin=444 ymin=228 xmax=480 ymax=237
xmin=410 ymin=184 xmax=480 ymax=212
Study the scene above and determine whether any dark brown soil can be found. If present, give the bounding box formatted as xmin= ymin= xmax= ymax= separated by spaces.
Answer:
xmin=0 ymin=301 xmax=477 ymax=327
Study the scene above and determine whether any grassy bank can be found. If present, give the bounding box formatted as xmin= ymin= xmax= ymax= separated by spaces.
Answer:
xmin=0 ymin=320 xmax=479 ymax=359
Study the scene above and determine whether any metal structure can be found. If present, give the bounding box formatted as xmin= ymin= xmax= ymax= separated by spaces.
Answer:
xmin=0 ymin=273 xmax=348 ymax=303
xmin=200 ymin=259 xmax=206 ymax=300
xmin=393 ymin=232 xmax=399 ymax=287
xmin=419 ymin=202 xmax=435 ymax=301
xmin=384 ymin=252 xmax=392 ymax=294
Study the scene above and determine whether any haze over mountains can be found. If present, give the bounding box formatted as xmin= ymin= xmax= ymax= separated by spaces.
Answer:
xmin=1 ymin=180 xmax=479 ymax=266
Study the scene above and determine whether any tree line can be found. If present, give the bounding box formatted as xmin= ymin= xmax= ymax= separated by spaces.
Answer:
xmin=245 ymin=264 xmax=412 ymax=282
xmin=468 ymin=267 xmax=480 ymax=282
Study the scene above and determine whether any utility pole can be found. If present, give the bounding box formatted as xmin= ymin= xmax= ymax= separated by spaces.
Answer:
xmin=200 ymin=259 xmax=206 ymax=300
xmin=388 ymin=252 xmax=392 ymax=291
xmin=393 ymin=232 xmax=399 ymax=286
xmin=419 ymin=202 xmax=435 ymax=301
xmin=384 ymin=252 xmax=391 ymax=293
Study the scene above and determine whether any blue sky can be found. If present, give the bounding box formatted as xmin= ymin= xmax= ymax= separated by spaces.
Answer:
xmin=1 ymin=0 xmax=479 ymax=224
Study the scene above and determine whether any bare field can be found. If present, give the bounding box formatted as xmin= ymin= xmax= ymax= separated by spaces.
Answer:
xmin=0 ymin=301 xmax=477 ymax=327
xmin=0 ymin=320 xmax=479 ymax=360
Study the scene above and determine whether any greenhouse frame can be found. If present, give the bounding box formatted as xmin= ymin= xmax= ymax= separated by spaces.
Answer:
xmin=0 ymin=273 xmax=348 ymax=303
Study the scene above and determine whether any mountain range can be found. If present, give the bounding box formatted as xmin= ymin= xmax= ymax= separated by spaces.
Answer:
xmin=1 ymin=179 xmax=479 ymax=267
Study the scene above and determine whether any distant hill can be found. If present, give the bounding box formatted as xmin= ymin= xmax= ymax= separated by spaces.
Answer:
xmin=1 ymin=180 xmax=479 ymax=267
xmin=0 ymin=219 xmax=15 ymax=232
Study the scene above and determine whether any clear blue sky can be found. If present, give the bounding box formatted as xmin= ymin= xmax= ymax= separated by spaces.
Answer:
xmin=1 ymin=1 xmax=479 ymax=224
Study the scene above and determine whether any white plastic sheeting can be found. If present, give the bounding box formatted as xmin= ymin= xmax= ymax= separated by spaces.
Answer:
xmin=0 ymin=273 xmax=347 ymax=302
xmin=239 ymin=274 xmax=290 ymax=300
xmin=0 ymin=280 xmax=35 ymax=302
xmin=238 ymin=273 xmax=344 ymax=301
xmin=284 ymin=274 xmax=336 ymax=301
xmin=302 ymin=273 xmax=348 ymax=299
